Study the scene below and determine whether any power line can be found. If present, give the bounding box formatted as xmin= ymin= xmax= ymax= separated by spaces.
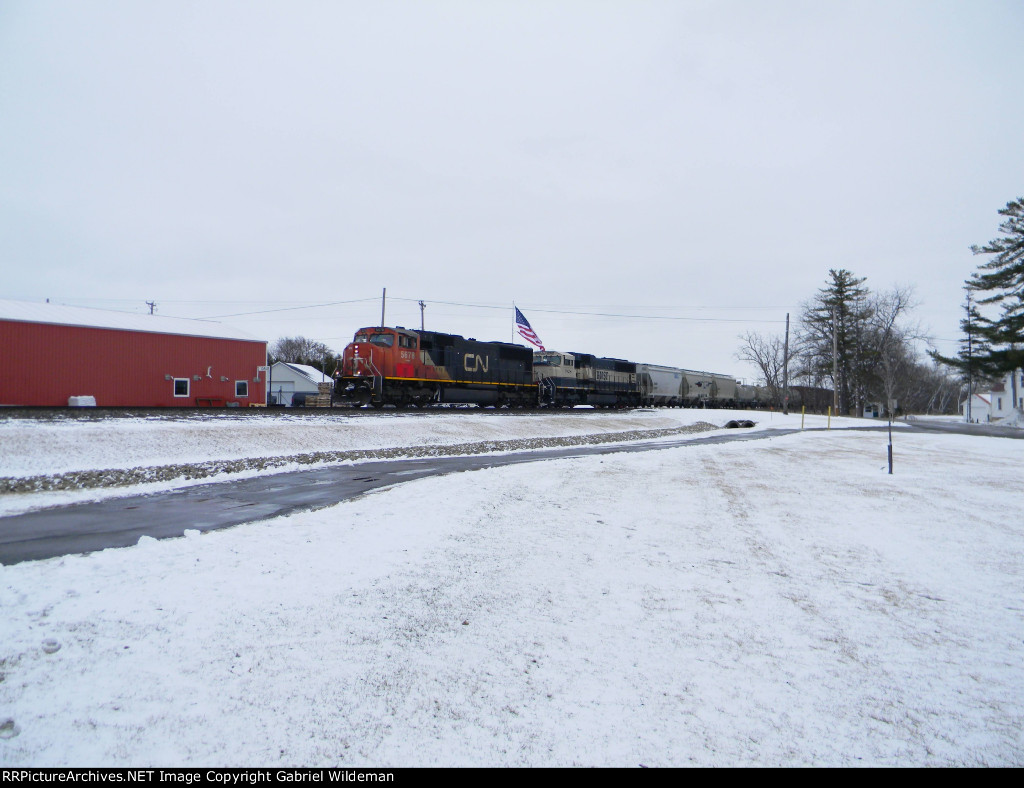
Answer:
xmin=42 ymin=294 xmax=794 ymax=325
xmin=388 ymin=297 xmax=791 ymax=323
xmin=527 ymin=307 xmax=787 ymax=324
xmin=202 ymin=298 xmax=379 ymax=319
xmin=390 ymin=296 xmax=794 ymax=311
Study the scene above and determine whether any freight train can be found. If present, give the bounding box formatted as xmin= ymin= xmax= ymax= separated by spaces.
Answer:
xmin=332 ymin=325 xmax=765 ymax=409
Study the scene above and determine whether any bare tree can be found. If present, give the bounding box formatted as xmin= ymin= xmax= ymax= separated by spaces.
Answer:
xmin=736 ymin=331 xmax=787 ymax=408
xmin=924 ymin=366 xmax=962 ymax=414
xmin=271 ymin=336 xmax=335 ymax=372
xmin=875 ymin=326 xmax=914 ymax=416
xmin=866 ymin=286 xmax=920 ymax=415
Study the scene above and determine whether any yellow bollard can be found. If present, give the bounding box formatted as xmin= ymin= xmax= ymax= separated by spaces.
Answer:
xmin=828 ymin=406 xmax=832 ymax=429
xmin=801 ymin=405 xmax=805 ymax=430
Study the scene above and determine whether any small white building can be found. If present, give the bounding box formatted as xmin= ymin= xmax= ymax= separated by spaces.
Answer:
xmin=268 ymin=362 xmax=333 ymax=406
xmin=961 ymin=368 xmax=1023 ymax=423
xmin=960 ymin=392 xmax=991 ymax=423
xmin=863 ymin=401 xmax=896 ymax=418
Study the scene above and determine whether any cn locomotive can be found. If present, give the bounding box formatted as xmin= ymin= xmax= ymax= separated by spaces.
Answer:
xmin=333 ymin=324 xmax=764 ymax=409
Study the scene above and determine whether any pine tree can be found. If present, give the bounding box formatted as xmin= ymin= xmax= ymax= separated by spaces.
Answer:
xmin=799 ymin=269 xmax=872 ymax=415
xmin=930 ymin=287 xmax=993 ymax=380
xmin=968 ymin=197 xmax=1024 ymax=410
xmin=930 ymin=288 xmax=987 ymax=419
xmin=969 ymin=198 xmax=1024 ymax=370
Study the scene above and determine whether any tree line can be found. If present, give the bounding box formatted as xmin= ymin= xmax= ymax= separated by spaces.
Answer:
xmin=738 ymin=270 xmax=957 ymax=415
xmin=268 ymin=337 xmax=340 ymax=375
xmin=737 ymin=197 xmax=1024 ymax=416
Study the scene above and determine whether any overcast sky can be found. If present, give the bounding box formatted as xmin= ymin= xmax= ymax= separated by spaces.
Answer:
xmin=2 ymin=0 xmax=1022 ymax=379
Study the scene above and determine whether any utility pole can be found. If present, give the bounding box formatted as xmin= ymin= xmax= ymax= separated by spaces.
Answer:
xmin=966 ymin=287 xmax=973 ymax=424
xmin=146 ymin=301 xmax=156 ymax=315
xmin=419 ymin=300 xmax=426 ymax=331
xmin=380 ymin=288 xmax=386 ymax=328
xmin=888 ymin=411 xmax=894 ymax=474
xmin=832 ymin=307 xmax=839 ymax=414
xmin=782 ymin=312 xmax=790 ymax=415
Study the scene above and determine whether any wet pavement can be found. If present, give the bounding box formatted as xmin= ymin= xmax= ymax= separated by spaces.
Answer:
xmin=0 ymin=428 xmax=796 ymax=565
xmin=6 ymin=421 xmax=1012 ymax=565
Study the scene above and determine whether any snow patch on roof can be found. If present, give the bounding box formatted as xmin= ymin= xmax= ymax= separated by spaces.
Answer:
xmin=284 ymin=363 xmax=333 ymax=384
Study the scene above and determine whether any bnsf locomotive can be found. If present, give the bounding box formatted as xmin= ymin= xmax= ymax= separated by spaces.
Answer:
xmin=334 ymin=325 xmax=764 ymax=409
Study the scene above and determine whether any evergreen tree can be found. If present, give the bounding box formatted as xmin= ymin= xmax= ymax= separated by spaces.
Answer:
xmin=799 ymin=269 xmax=871 ymax=414
xmin=968 ymin=197 xmax=1024 ymax=377
xmin=929 ymin=287 xmax=995 ymax=408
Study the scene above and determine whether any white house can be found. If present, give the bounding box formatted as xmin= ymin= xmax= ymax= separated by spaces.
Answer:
xmin=268 ymin=362 xmax=333 ymax=406
xmin=960 ymin=392 xmax=991 ymax=423
xmin=961 ymin=368 xmax=1023 ymax=423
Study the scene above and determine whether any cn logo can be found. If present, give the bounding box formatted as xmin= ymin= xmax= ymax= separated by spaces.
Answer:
xmin=464 ymin=354 xmax=489 ymax=372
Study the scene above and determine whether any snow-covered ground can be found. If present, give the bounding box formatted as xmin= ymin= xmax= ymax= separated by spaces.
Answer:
xmin=0 ymin=407 xmax=793 ymax=479
xmin=0 ymin=409 xmax=1022 ymax=766
xmin=0 ymin=408 xmax=812 ymax=514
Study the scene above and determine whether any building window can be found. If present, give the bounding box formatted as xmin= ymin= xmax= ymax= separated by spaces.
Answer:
xmin=173 ymin=378 xmax=190 ymax=397
xmin=235 ymin=380 xmax=249 ymax=398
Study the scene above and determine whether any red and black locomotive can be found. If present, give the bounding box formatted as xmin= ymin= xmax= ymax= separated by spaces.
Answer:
xmin=334 ymin=326 xmax=535 ymax=408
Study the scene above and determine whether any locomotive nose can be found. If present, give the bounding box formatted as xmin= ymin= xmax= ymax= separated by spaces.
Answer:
xmin=343 ymin=345 xmax=359 ymax=375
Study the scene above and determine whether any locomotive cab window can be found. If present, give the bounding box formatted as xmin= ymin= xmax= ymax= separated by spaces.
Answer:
xmin=398 ymin=335 xmax=416 ymax=349
xmin=368 ymin=333 xmax=394 ymax=347
xmin=534 ymin=352 xmax=562 ymax=366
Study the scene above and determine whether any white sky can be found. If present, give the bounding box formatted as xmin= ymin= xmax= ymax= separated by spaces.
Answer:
xmin=2 ymin=1 xmax=1022 ymax=379
xmin=1 ymin=412 xmax=1022 ymax=765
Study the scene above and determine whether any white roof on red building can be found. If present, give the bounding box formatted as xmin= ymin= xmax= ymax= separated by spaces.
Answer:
xmin=0 ymin=299 xmax=264 ymax=343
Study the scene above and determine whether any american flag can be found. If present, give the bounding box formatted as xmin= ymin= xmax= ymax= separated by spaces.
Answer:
xmin=515 ymin=307 xmax=545 ymax=351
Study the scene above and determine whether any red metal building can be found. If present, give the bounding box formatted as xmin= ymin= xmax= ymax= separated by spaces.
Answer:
xmin=0 ymin=300 xmax=267 ymax=407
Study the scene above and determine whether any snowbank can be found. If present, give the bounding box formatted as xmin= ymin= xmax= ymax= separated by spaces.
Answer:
xmin=0 ymin=408 xmax=830 ymax=479
xmin=0 ymin=408 xmax=860 ymax=514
